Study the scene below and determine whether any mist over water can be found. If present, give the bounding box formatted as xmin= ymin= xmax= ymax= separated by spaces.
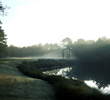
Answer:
xmin=6 ymin=56 xmax=63 ymax=60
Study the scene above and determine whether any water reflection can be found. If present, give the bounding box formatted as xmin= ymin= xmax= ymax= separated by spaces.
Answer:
xmin=56 ymin=67 xmax=72 ymax=76
xmin=85 ymin=80 xmax=110 ymax=94
xmin=85 ymin=80 xmax=98 ymax=89
xmin=43 ymin=67 xmax=72 ymax=76
xmin=44 ymin=67 xmax=110 ymax=94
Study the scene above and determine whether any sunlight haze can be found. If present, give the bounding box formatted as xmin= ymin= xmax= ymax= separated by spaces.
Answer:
xmin=2 ymin=0 xmax=110 ymax=47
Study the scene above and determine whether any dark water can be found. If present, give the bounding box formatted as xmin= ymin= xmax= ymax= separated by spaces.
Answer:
xmin=44 ymin=67 xmax=110 ymax=94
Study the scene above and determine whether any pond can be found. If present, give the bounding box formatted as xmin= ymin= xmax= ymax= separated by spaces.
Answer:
xmin=44 ymin=67 xmax=110 ymax=94
xmin=3 ymin=57 xmax=110 ymax=94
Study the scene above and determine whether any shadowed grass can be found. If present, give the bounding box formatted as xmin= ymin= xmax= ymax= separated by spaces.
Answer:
xmin=0 ymin=59 xmax=56 ymax=100
xmin=0 ymin=74 xmax=55 ymax=100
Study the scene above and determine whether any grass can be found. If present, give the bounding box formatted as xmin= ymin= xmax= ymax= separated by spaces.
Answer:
xmin=0 ymin=74 xmax=55 ymax=100
xmin=17 ymin=59 xmax=74 ymax=72
xmin=0 ymin=59 xmax=56 ymax=100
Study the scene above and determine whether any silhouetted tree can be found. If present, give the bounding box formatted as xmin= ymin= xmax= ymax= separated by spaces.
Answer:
xmin=0 ymin=2 xmax=7 ymax=57
xmin=62 ymin=37 xmax=73 ymax=59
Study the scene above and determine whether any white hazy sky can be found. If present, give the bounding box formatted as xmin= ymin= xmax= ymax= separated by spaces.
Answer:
xmin=1 ymin=0 xmax=110 ymax=47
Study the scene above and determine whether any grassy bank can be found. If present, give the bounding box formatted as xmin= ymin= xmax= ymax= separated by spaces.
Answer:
xmin=18 ymin=60 xmax=110 ymax=100
xmin=1 ymin=58 xmax=110 ymax=100
xmin=0 ymin=59 xmax=56 ymax=100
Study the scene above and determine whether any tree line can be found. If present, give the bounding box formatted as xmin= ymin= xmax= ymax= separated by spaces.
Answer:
xmin=0 ymin=2 xmax=62 ymax=58
xmin=64 ymin=37 xmax=110 ymax=86
xmin=6 ymin=44 xmax=61 ymax=57
xmin=71 ymin=37 xmax=110 ymax=62
xmin=61 ymin=37 xmax=110 ymax=62
xmin=1 ymin=1 xmax=110 ymax=60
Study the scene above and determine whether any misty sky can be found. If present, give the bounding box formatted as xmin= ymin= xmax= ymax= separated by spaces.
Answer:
xmin=2 ymin=0 xmax=110 ymax=47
